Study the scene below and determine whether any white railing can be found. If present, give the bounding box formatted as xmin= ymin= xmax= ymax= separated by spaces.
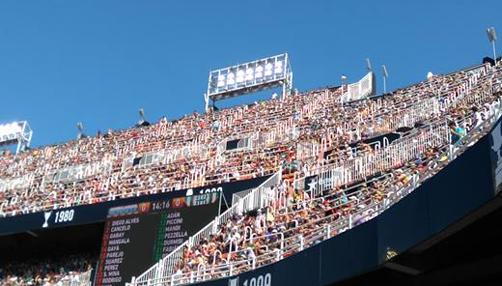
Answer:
xmin=162 ymin=173 xmax=418 ymax=286
xmin=304 ymin=120 xmax=450 ymax=197
xmin=160 ymin=104 xmax=502 ymax=286
xmin=301 ymin=80 xmax=497 ymax=195
xmin=130 ymin=170 xmax=282 ymax=285
xmin=307 ymin=69 xmax=491 ymax=160
xmin=1 ymin=62 xmax=499 ymax=220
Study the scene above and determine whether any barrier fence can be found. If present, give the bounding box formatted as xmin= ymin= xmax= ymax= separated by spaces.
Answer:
xmin=130 ymin=170 xmax=282 ymax=285
xmin=297 ymin=120 xmax=450 ymax=198
xmin=141 ymin=94 xmax=502 ymax=286
xmin=1 ymin=63 xmax=499 ymax=218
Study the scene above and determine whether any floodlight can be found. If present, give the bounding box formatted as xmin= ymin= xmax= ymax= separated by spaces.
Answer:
xmin=245 ymin=68 xmax=254 ymax=81
xmin=274 ymin=62 xmax=283 ymax=74
xmin=382 ymin=65 xmax=389 ymax=78
xmin=487 ymin=27 xmax=497 ymax=43
xmin=76 ymin=122 xmax=85 ymax=140
xmin=341 ymin=72 xmax=375 ymax=103
xmin=227 ymin=72 xmax=235 ymax=85
xmin=265 ymin=63 xmax=273 ymax=76
xmin=236 ymin=70 xmax=245 ymax=83
xmin=340 ymin=75 xmax=347 ymax=92
xmin=0 ymin=121 xmax=32 ymax=154
xmin=381 ymin=65 xmax=389 ymax=94
xmin=217 ymin=75 xmax=226 ymax=87
xmin=136 ymin=108 xmax=150 ymax=127
xmin=205 ymin=53 xmax=293 ymax=111
xmin=366 ymin=58 xmax=372 ymax=72
xmin=0 ymin=123 xmax=21 ymax=136
xmin=486 ymin=27 xmax=498 ymax=62
xmin=255 ymin=65 xmax=264 ymax=78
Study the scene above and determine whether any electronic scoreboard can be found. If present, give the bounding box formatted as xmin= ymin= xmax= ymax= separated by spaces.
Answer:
xmin=94 ymin=192 xmax=220 ymax=286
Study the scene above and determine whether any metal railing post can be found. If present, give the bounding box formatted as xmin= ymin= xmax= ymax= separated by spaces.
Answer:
xmin=155 ymin=259 xmax=162 ymax=284
xmin=275 ymin=248 xmax=281 ymax=261
xmin=280 ymin=233 xmax=284 ymax=251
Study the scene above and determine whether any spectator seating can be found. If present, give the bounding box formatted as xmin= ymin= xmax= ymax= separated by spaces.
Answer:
xmin=1 ymin=60 xmax=502 ymax=286
xmin=127 ymin=62 xmax=502 ymax=285
xmin=1 ymin=62 xmax=500 ymax=220
xmin=0 ymin=254 xmax=94 ymax=286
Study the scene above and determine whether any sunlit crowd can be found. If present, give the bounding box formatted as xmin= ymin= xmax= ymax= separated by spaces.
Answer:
xmin=1 ymin=61 xmax=502 ymax=285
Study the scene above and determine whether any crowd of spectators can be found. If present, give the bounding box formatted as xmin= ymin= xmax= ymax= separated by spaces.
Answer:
xmin=0 ymin=254 xmax=94 ymax=286
xmin=0 ymin=61 xmax=501 ymax=285
xmin=165 ymin=70 xmax=502 ymax=284
xmin=1 ymin=62 xmax=501 ymax=219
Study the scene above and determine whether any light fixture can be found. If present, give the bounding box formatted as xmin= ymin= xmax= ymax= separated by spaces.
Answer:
xmin=217 ymin=74 xmax=226 ymax=87
xmin=226 ymin=72 xmax=235 ymax=85
xmin=205 ymin=53 xmax=293 ymax=112
xmin=236 ymin=70 xmax=245 ymax=83
xmin=274 ymin=61 xmax=283 ymax=74
xmin=366 ymin=58 xmax=372 ymax=72
xmin=487 ymin=27 xmax=497 ymax=42
xmin=486 ymin=27 xmax=498 ymax=61
xmin=137 ymin=108 xmax=150 ymax=127
xmin=0 ymin=123 xmax=21 ymax=136
xmin=382 ymin=65 xmax=389 ymax=94
xmin=245 ymin=68 xmax=254 ymax=81
xmin=0 ymin=121 xmax=32 ymax=154
xmin=264 ymin=63 xmax=273 ymax=76
xmin=255 ymin=65 xmax=264 ymax=78
xmin=76 ymin=122 xmax=85 ymax=140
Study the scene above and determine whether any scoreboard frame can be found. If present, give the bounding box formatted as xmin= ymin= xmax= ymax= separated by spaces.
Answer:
xmin=94 ymin=192 xmax=221 ymax=286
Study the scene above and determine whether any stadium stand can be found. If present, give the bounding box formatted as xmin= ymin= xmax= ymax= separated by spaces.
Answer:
xmin=0 ymin=254 xmax=94 ymax=286
xmin=0 ymin=59 xmax=501 ymax=286
xmin=128 ymin=61 xmax=502 ymax=285
xmin=0 ymin=62 xmax=498 ymax=218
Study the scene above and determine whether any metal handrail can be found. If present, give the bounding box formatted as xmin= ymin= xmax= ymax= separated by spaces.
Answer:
xmin=132 ymin=169 xmax=282 ymax=284
xmin=146 ymin=98 xmax=502 ymax=286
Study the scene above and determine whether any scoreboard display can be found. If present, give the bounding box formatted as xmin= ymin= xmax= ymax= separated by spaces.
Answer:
xmin=94 ymin=192 xmax=220 ymax=286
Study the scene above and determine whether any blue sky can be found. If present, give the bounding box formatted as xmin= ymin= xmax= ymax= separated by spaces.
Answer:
xmin=0 ymin=0 xmax=501 ymax=147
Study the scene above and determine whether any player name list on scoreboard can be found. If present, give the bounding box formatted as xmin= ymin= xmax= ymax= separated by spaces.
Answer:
xmin=152 ymin=211 xmax=188 ymax=260
xmin=98 ymin=217 xmax=140 ymax=285
xmin=95 ymin=193 xmax=220 ymax=286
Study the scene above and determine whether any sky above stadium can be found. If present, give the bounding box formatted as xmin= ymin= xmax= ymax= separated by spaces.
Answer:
xmin=0 ymin=0 xmax=501 ymax=147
